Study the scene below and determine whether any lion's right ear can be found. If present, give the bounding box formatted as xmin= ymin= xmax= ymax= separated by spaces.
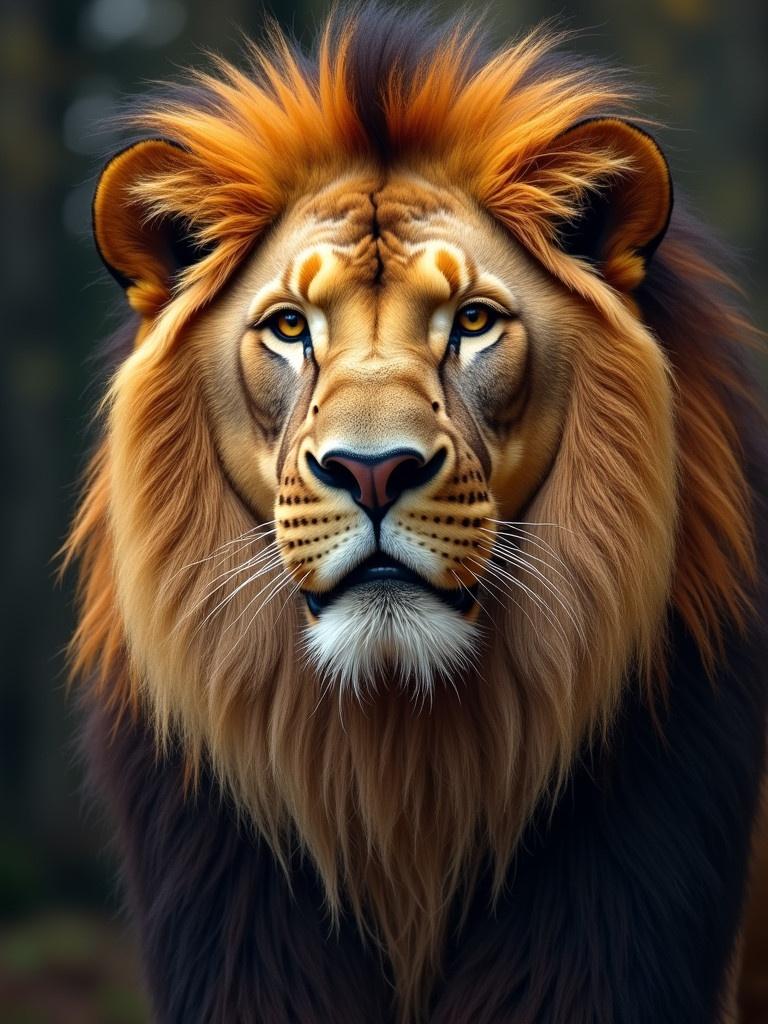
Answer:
xmin=93 ymin=139 xmax=210 ymax=317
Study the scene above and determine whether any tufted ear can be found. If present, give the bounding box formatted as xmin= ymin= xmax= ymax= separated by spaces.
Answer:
xmin=92 ymin=138 xmax=211 ymax=317
xmin=553 ymin=118 xmax=673 ymax=292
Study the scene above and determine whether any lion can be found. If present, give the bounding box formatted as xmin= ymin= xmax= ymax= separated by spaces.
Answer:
xmin=64 ymin=6 xmax=766 ymax=1022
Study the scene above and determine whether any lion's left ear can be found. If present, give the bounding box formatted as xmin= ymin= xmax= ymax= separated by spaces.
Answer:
xmin=553 ymin=118 xmax=673 ymax=292
xmin=93 ymin=138 xmax=211 ymax=317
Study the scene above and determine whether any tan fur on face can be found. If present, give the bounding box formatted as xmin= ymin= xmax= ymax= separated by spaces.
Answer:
xmin=64 ymin=16 xmax=757 ymax=1023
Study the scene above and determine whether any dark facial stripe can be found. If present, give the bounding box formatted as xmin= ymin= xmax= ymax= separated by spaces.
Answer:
xmin=484 ymin=340 xmax=532 ymax=435
xmin=276 ymin=360 xmax=319 ymax=481
xmin=439 ymin=356 xmax=492 ymax=478
xmin=237 ymin=344 xmax=280 ymax=442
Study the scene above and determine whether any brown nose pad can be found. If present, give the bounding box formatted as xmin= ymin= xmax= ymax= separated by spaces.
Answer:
xmin=324 ymin=452 xmax=424 ymax=511
xmin=307 ymin=447 xmax=447 ymax=524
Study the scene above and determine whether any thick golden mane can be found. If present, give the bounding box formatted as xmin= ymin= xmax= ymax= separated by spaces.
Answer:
xmin=64 ymin=9 xmax=758 ymax=1020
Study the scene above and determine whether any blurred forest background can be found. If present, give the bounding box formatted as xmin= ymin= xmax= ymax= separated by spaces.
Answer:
xmin=1 ymin=0 xmax=766 ymax=1020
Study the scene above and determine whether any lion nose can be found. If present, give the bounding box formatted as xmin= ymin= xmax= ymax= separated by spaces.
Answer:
xmin=324 ymin=451 xmax=422 ymax=510
xmin=307 ymin=448 xmax=446 ymax=520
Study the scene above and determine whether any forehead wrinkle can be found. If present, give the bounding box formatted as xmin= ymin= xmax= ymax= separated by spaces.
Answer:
xmin=258 ymin=175 xmax=503 ymax=348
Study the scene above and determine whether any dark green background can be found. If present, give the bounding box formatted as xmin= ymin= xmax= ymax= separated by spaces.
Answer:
xmin=2 ymin=0 xmax=766 ymax=1019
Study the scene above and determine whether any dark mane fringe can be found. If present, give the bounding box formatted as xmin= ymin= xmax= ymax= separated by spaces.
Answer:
xmin=643 ymin=212 xmax=762 ymax=413
xmin=326 ymin=3 xmax=485 ymax=150
xmin=638 ymin=204 xmax=762 ymax=659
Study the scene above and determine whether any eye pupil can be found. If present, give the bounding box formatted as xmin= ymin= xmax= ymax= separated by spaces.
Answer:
xmin=273 ymin=309 xmax=308 ymax=340
xmin=457 ymin=303 xmax=492 ymax=335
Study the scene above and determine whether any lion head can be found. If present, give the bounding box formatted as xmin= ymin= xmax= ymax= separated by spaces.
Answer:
xmin=66 ymin=8 xmax=755 ymax=1018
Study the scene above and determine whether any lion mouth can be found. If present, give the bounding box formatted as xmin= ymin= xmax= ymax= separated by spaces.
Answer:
xmin=303 ymin=553 xmax=477 ymax=616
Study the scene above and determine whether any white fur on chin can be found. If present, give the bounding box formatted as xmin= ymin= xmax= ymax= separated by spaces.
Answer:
xmin=302 ymin=582 xmax=478 ymax=700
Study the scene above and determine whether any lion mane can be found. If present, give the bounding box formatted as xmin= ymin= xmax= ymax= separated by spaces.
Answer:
xmin=65 ymin=6 xmax=765 ymax=1022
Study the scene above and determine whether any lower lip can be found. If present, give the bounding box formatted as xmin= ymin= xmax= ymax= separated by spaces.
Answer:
xmin=304 ymin=563 xmax=476 ymax=616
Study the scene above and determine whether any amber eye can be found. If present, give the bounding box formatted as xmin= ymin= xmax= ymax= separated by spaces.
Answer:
xmin=270 ymin=309 xmax=309 ymax=341
xmin=456 ymin=303 xmax=496 ymax=335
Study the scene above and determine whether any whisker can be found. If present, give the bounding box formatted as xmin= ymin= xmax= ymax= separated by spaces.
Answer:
xmin=193 ymin=555 xmax=286 ymax=631
xmin=468 ymin=555 xmax=569 ymax=647
xmin=458 ymin=565 xmax=505 ymax=614
xmin=463 ymin=562 xmax=558 ymax=655
xmin=171 ymin=523 xmax=278 ymax=577
xmin=449 ymin=569 xmax=476 ymax=607
xmin=222 ymin=568 xmax=300 ymax=654
xmin=220 ymin=567 xmax=292 ymax=636
xmin=479 ymin=558 xmax=565 ymax=629
xmin=194 ymin=540 xmax=282 ymax=601
xmin=174 ymin=544 xmax=283 ymax=630
xmin=211 ymin=524 xmax=278 ymax=548
xmin=484 ymin=517 xmax=578 ymax=535
xmin=214 ymin=572 xmax=301 ymax=670
xmin=490 ymin=546 xmax=577 ymax=610
xmin=466 ymin=564 xmax=562 ymax=661
xmin=207 ymin=523 xmax=278 ymax=555
xmin=480 ymin=525 xmax=573 ymax=575
xmin=483 ymin=523 xmax=590 ymax=611
xmin=479 ymin=542 xmax=582 ymax=636
xmin=201 ymin=532 xmax=280 ymax=578
xmin=162 ymin=529 xmax=279 ymax=603
xmin=481 ymin=528 xmax=581 ymax=599
xmin=272 ymin=569 xmax=310 ymax=631
xmin=486 ymin=520 xmax=587 ymax=594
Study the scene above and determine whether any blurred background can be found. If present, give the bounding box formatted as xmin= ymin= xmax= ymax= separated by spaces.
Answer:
xmin=1 ymin=0 xmax=766 ymax=1020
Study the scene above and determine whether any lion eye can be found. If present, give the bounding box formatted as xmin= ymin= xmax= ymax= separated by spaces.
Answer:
xmin=270 ymin=309 xmax=309 ymax=341
xmin=456 ymin=304 xmax=496 ymax=335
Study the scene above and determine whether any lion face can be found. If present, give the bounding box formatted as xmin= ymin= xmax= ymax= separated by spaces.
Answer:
xmin=192 ymin=171 xmax=575 ymax=691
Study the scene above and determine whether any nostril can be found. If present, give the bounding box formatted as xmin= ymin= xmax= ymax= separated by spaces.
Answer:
xmin=409 ymin=446 xmax=447 ymax=493
xmin=306 ymin=451 xmax=361 ymax=496
xmin=385 ymin=455 xmax=426 ymax=500
xmin=323 ymin=457 xmax=365 ymax=500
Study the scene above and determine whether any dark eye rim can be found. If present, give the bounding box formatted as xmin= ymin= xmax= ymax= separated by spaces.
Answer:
xmin=263 ymin=307 xmax=310 ymax=343
xmin=252 ymin=306 xmax=313 ymax=359
xmin=448 ymin=301 xmax=509 ymax=353
xmin=454 ymin=300 xmax=507 ymax=337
